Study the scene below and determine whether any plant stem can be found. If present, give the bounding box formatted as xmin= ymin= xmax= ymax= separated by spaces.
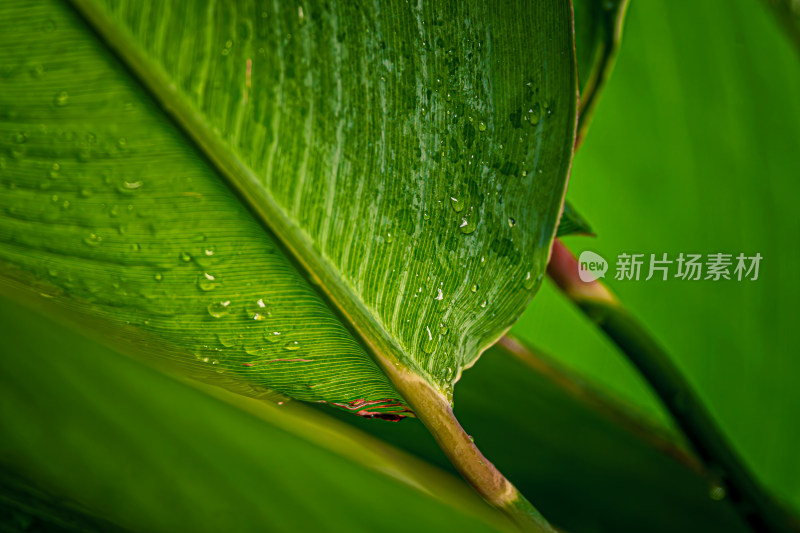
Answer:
xmin=547 ymin=239 xmax=800 ymax=533
xmin=382 ymin=367 xmax=556 ymax=533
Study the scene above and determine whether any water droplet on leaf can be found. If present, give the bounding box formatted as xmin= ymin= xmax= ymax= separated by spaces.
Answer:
xmin=197 ymin=272 xmax=218 ymax=291
xmin=284 ymin=340 xmax=301 ymax=351
xmin=246 ymin=298 xmax=270 ymax=320
xmin=422 ymin=325 xmax=437 ymax=354
xmin=207 ymin=300 xmax=231 ymax=318
xmin=117 ymin=180 xmax=142 ymax=194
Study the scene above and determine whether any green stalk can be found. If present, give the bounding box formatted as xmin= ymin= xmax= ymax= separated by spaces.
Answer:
xmin=546 ymin=239 xmax=800 ymax=533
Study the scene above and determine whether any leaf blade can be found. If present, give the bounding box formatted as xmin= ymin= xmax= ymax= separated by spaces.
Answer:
xmin=64 ymin=0 xmax=578 ymax=398
xmin=0 ymin=287 xmax=514 ymax=533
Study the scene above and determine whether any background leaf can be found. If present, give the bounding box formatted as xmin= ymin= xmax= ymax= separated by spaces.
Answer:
xmin=326 ymin=337 xmax=753 ymax=532
xmin=556 ymin=201 xmax=594 ymax=238
xmin=0 ymin=288 xmax=513 ymax=533
xmin=513 ymin=0 xmax=800 ymax=515
xmin=573 ymin=0 xmax=629 ymax=141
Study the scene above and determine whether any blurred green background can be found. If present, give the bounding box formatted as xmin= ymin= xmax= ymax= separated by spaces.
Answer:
xmin=513 ymin=0 xmax=800 ymax=515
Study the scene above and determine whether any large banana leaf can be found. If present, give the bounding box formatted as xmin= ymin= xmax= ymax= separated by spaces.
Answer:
xmin=0 ymin=290 xmax=512 ymax=533
xmin=0 ymin=0 xmax=575 ymax=415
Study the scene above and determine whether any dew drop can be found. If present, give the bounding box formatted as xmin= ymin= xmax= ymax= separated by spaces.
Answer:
xmin=507 ymin=217 xmax=516 ymax=228
xmin=422 ymin=325 xmax=437 ymax=354
xmin=265 ymin=331 xmax=282 ymax=343
xmin=450 ymin=196 xmax=463 ymax=213
xmin=459 ymin=215 xmax=477 ymax=235
xmin=207 ymin=300 xmax=231 ymax=318
xmin=154 ymin=272 xmax=164 ymax=282
xmin=434 ymin=287 xmax=444 ymax=301
xmin=180 ymin=251 xmax=192 ymax=262
xmin=284 ymin=340 xmax=301 ymax=351
xmin=523 ymin=270 xmax=536 ymax=290
xmin=478 ymin=121 xmax=487 ymax=132
xmin=471 ymin=284 xmax=478 ymax=293
xmin=117 ymin=180 xmax=142 ymax=194
xmin=197 ymin=272 xmax=218 ymax=291
xmin=245 ymin=298 xmax=271 ymax=320
xmin=527 ymin=105 xmax=541 ymax=125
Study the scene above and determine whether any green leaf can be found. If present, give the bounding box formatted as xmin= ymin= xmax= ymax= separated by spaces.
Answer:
xmin=0 ymin=0 xmax=576 ymax=415
xmin=573 ymin=0 xmax=629 ymax=143
xmin=555 ymin=200 xmax=594 ymax=238
xmin=514 ymin=0 xmax=800 ymax=518
xmin=0 ymin=289 xmax=513 ymax=533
